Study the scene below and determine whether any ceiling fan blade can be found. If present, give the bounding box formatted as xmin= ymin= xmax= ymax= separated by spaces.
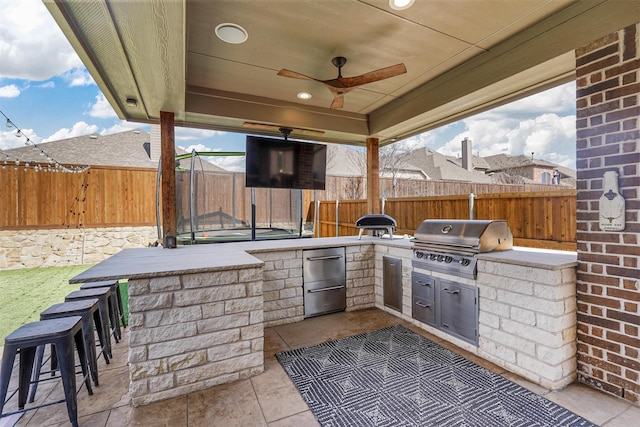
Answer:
xmin=277 ymin=69 xmax=315 ymax=81
xmin=330 ymin=94 xmax=344 ymax=109
xmin=339 ymin=63 xmax=407 ymax=87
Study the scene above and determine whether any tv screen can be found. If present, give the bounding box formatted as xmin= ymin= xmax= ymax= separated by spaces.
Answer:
xmin=245 ymin=136 xmax=327 ymax=190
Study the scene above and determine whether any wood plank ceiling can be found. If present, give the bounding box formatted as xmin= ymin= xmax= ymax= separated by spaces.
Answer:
xmin=44 ymin=0 xmax=640 ymax=147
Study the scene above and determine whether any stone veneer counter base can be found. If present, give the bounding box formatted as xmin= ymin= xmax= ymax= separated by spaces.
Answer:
xmin=71 ymin=237 xmax=578 ymax=405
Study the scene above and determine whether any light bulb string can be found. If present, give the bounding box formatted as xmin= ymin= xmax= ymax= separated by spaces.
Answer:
xmin=0 ymin=109 xmax=90 ymax=173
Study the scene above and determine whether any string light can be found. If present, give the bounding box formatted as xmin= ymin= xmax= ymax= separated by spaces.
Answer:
xmin=0 ymin=110 xmax=90 ymax=173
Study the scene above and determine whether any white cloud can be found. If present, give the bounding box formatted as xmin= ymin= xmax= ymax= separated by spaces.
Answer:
xmin=88 ymin=93 xmax=117 ymax=119
xmin=0 ymin=127 xmax=39 ymax=149
xmin=0 ymin=0 xmax=83 ymax=81
xmin=100 ymin=121 xmax=146 ymax=135
xmin=0 ymin=84 xmax=20 ymax=98
xmin=61 ymin=68 xmax=95 ymax=87
xmin=175 ymin=127 xmax=227 ymax=143
xmin=209 ymin=155 xmax=245 ymax=172
xmin=43 ymin=122 xmax=99 ymax=142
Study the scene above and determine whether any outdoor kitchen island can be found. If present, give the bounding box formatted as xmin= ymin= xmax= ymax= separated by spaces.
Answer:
xmin=70 ymin=236 xmax=578 ymax=406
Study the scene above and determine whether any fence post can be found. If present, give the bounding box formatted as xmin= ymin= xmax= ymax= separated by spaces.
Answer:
xmin=335 ymin=199 xmax=339 ymax=237
xmin=469 ymin=193 xmax=475 ymax=219
xmin=382 ymin=197 xmax=386 ymax=214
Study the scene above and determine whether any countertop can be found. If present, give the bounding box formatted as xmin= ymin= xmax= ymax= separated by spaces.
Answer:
xmin=70 ymin=235 xmax=577 ymax=283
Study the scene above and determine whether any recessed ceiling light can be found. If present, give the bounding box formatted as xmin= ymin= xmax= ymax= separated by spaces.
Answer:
xmin=389 ymin=0 xmax=415 ymax=10
xmin=297 ymin=92 xmax=312 ymax=100
xmin=215 ymin=23 xmax=248 ymax=44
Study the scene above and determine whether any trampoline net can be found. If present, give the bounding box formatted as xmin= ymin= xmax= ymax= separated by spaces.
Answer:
xmin=175 ymin=153 xmax=313 ymax=243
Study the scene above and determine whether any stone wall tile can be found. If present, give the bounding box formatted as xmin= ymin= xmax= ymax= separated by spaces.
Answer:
xmin=145 ymin=307 xmax=202 ymax=327
xmin=197 ymin=313 xmax=249 ymax=334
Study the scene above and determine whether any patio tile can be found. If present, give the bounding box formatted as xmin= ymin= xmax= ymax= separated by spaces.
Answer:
xmin=267 ymin=410 xmax=320 ymax=427
xmin=255 ymin=381 xmax=308 ymax=423
xmin=106 ymin=395 xmax=187 ymax=426
xmin=187 ymin=379 xmax=266 ymax=427
xmin=250 ymin=358 xmax=291 ymax=395
xmin=546 ymin=382 xmax=631 ymax=426
xmin=602 ymin=404 xmax=640 ymax=427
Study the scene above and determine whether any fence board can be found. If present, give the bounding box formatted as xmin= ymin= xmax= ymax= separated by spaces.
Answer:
xmin=316 ymin=190 xmax=577 ymax=251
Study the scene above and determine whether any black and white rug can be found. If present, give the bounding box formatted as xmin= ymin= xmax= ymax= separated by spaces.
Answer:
xmin=276 ymin=325 xmax=596 ymax=427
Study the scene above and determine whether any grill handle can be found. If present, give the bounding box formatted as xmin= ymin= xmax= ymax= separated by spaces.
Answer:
xmin=442 ymin=288 xmax=460 ymax=294
xmin=416 ymin=280 xmax=432 ymax=287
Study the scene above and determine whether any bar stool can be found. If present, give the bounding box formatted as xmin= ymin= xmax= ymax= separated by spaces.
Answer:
xmin=65 ymin=288 xmax=114 ymax=359
xmin=28 ymin=299 xmax=108 ymax=403
xmin=0 ymin=316 xmax=92 ymax=427
xmin=79 ymin=280 xmax=126 ymax=329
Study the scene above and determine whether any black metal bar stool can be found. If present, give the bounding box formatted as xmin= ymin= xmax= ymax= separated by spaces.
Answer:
xmin=28 ymin=299 xmax=109 ymax=403
xmin=79 ymin=280 xmax=127 ymax=329
xmin=0 ymin=316 xmax=92 ymax=427
xmin=65 ymin=288 xmax=115 ymax=359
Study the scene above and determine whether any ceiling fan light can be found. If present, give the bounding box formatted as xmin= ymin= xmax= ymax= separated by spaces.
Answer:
xmin=297 ymin=92 xmax=312 ymax=100
xmin=215 ymin=23 xmax=248 ymax=44
xmin=390 ymin=0 xmax=415 ymax=10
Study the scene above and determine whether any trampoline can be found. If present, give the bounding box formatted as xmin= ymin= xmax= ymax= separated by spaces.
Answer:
xmin=157 ymin=150 xmax=317 ymax=245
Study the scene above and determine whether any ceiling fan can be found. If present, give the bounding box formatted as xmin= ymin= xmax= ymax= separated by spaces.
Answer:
xmin=277 ymin=56 xmax=407 ymax=109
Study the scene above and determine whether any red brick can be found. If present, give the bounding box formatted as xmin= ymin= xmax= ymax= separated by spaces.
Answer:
xmin=590 ymin=73 xmax=603 ymax=84
xmin=626 ymin=370 xmax=639 ymax=383
xmin=608 ymin=287 xmax=640 ymax=302
xmin=623 ymin=257 xmax=638 ymax=268
xmin=626 ymin=346 xmax=639 ymax=359
xmin=576 ymin=100 xmax=620 ymax=119
xmin=608 ymin=331 xmax=640 ymax=348
xmin=606 ymin=106 xmax=640 ymax=122
xmin=606 ymin=244 xmax=640 ymax=256
xmin=576 ymin=44 xmax=619 ymax=68
xmin=604 ymin=59 xmax=640 ymax=79
xmin=624 ymin=324 xmax=638 ymax=337
xmin=623 ymin=279 xmax=639 ymax=289
xmin=622 ymin=118 xmax=637 ymax=130
xmin=576 ymin=33 xmax=619 ymax=58
xmin=607 ymin=373 xmax=640 ymax=394
xmin=623 ymin=95 xmax=637 ymax=107
xmin=623 ymin=72 xmax=637 ymax=85
xmin=607 ymin=265 xmax=640 ymax=279
xmin=606 ymin=83 xmax=640 ymax=101
xmin=578 ymin=312 xmax=621 ymax=330
xmin=623 ymin=24 xmax=637 ymax=61
xmin=578 ymin=353 xmax=623 ymax=375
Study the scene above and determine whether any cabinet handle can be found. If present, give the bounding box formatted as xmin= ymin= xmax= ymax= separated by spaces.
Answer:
xmin=307 ymin=255 xmax=343 ymax=261
xmin=308 ymin=285 xmax=345 ymax=293
xmin=442 ymin=288 xmax=460 ymax=294
xmin=415 ymin=301 xmax=431 ymax=308
xmin=416 ymin=281 xmax=431 ymax=286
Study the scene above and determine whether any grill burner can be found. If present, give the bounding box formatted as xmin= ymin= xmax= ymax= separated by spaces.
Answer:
xmin=356 ymin=214 xmax=397 ymax=239
xmin=412 ymin=219 xmax=512 ymax=279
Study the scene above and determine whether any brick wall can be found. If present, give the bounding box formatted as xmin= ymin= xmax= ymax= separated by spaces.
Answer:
xmin=575 ymin=23 xmax=640 ymax=406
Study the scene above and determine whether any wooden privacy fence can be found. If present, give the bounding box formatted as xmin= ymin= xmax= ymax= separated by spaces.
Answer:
xmin=0 ymin=165 xmax=158 ymax=229
xmin=315 ymin=190 xmax=577 ymax=251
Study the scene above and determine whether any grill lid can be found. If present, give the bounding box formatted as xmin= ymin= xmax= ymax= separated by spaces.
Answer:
xmin=413 ymin=219 xmax=512 ymax=253
xmin=356 ymin=214 xmax=397 ymax=228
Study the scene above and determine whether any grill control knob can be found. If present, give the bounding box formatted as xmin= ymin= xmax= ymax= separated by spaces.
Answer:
xmin=415 ymin=251 xmax=424 ymax=259
xmin=459 ymin=258 xmax=471 ymax=266
xmin=444 ymin=256 xmax=453 ymax=263
xmin=437 ymin=254 xmax=445 ymax=262
xmin=429 ymin=254 xmax=437 ymax=261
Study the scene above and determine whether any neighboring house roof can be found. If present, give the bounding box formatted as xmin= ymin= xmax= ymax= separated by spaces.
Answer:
xmin=447 ymin=155 xmax=491 ymax=171
xmin=4 ymin=129 xmax=226 ymax=171
xmin=406 ymin=148 xmax=494 ymax=183
xmin=483 ymin=154 xmax=558 ymax=172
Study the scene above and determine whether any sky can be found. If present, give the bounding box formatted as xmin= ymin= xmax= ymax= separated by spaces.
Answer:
xmin=0 ymin=0 xmax=577 ymax=172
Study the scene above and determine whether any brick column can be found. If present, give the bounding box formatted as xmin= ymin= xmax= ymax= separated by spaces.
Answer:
xmin=575 ymin=23 xmax=640 ymax=406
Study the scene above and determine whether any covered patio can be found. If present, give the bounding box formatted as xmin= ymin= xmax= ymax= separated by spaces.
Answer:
xmin=2 ymin=1 xmax=637 ymax=425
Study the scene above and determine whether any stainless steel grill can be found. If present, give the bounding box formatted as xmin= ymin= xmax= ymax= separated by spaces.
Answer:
xmin=411 ymin=219 xmax=513 ymax=279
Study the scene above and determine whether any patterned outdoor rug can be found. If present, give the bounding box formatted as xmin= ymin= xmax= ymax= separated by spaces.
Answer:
xmin=276 ymin=325 xmax=596 ymax=427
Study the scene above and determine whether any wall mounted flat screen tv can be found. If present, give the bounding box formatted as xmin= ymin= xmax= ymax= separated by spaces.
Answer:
xmin=245 ymin=136 xmax=327 ymax=190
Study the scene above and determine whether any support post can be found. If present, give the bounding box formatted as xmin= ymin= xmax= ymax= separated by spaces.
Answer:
xmin=366 ymin=137 xmax=380 ymax=214
xmin=160 ymin=111 xmax=177 ymax=247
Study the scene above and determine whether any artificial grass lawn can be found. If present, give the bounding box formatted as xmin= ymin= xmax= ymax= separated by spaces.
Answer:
xmin=0 ymin=265 xmax=129 ymax=341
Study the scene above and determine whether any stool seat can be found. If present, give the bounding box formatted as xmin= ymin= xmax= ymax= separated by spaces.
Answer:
xmin=79 ymin=280 xmax=126 ymax=330
xmin=29 ymin=299 xmax=107 ymax=403
xmin=0 ymin=316 xmax=92 ymax=427
xmin=66 ymin=289 xmax=115 ymax=358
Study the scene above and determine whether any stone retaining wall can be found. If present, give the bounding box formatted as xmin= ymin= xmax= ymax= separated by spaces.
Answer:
xmin=0 ymin=227 xmax=158 ymax=269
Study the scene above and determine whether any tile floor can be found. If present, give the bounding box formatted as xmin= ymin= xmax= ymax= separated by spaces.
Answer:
xmin=1 ymin=308 xmax=638 ymax=426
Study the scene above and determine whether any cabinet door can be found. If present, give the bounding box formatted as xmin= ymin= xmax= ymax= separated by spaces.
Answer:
xmin=438 ymin=279 xmax=478 ymax=345
xmin=412 ymin=296 xmax=436 ymax=326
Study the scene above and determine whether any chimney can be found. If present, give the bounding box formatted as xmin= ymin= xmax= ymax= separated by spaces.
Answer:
xmin=461 ymin=138 xmax=473 ymax=171
xmin=150 ymin=124 xmax=161 ymax=163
